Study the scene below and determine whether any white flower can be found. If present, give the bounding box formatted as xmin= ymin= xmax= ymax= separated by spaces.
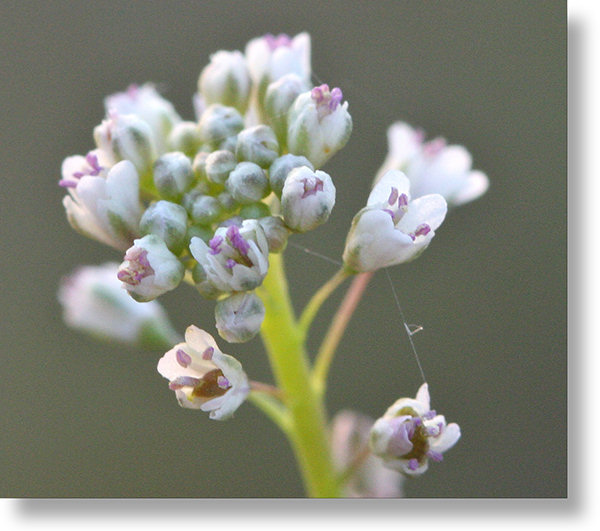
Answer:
xmin=331 ymin=410 xmax=404 ymax=498
xmin=198 ymin=50 xmax=251 ymax=113
xmin=245 ymin=32 xmax=311 ymax=85
xmin=281 ymin=166 xmax=335 ymax=232
xmin=370 ymin=383 xmax=461 ymax=476
xmin=61 ymin=159 xmax=142 ymax=251
xmin=189 ymin=220 xmax=269 ymax=293
xmin=104 ymin=83 xmax=181 ymax=154
xmin=287 ymin=84 xmax=352 ymax=168
xmin=343 ymin=170 xmax=447 ymax=272
xmin=377 ymin=122 xmax=489 ymax=207
xmin=58 ymin=262 xmax=178 ymax=347
xmin=157 ymin=325 xmax=250 ymax=420
xmin=118 ymin=234 xmax=184 ymax=302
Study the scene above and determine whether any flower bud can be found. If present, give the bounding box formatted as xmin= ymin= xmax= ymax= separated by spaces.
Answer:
xmin=189 ymin=220 xmax=269 ymax=293
xmin=370 ymin=383 xmax=461 ymax=476
xmin=94 ymin=113 xmax=156 ymax=181
xmin=191 ymin=261 xmax=226 ymax=300
xmin=215 ymin=292 xmax=265 ymax=343
xmin=153 ymin=152 xmax=195 ymax=201
xmin=268 ymin=154 xmax=314 ymax=197
xmin=226 ymin=162 xmax=270 ymax=204
xmin=118 ymin=234 xmax=185 ymax=302
xmin=197 ymin=104 xmax=244 ymax=149
xmin=205 ymin=149 xmax=237 ymax=185
xmin=235 ymin=125 xmax=279 ymax=168
xmin=287 ymin=84 xmax=352 ymax=168
xmin=61 ymin=159 xmax=142 ymax=251
xmin=264 ymin=73 xmax=309 ymax=148
xmin=139 ymin=200 xmax=189 ymax=255
xmin=198 ymin=50 xmax=251 ymax=114
xmin=104 ymin=83 xmax=181 ymax=155
xmin=192 ymin=151 xmax=210 ymax=182
xmin=168 ymin=121 xmax=203 ymax=158
xmin=58 ymin=262 xmax=180 ymax=349
xmin=238 ymin=202 xmax=271 ymax=220
xmin=258 ymin=216 xmax=289 ymax=253
xmin=188 ymin=194 xmax=222 ymax=225
xmin=281 ymin=166 xmax=335 ymax=232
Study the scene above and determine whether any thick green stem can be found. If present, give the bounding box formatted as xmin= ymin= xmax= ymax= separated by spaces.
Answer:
xmin=257 ymin=253 xmax=340 ymax=497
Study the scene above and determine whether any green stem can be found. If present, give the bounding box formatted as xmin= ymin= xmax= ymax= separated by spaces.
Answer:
xmin=298 ymin=268 xmax=349 ymax=337
xmin=257 ymin=253 xmax=340 ymax=497
xmin=312 ymin=272 xmax=374 ymax=395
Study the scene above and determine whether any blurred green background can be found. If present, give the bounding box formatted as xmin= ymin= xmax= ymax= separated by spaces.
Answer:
xmin=0 ymin=0 xmax=565 ymax=497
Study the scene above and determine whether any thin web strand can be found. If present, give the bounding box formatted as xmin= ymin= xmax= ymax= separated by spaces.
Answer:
xmin=287 ymin=241 xmax=343 ymax=266
xmin=384 ymin=268 xmax=427 ymax=383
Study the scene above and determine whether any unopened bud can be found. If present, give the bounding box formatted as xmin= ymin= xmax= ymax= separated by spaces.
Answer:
xmin=198 ymin=50 xmax=251 ymax=114
xmin=258 ymin=216 xmax=289 ymax=253
xmin=281 ymin=166 xmax=335 ymax=232
xmin=205 ymin=150 xmax=237 ymax=185
xmin=226 ymin=162 xmax=270 ymax=204
xmin=235 ymin=125 xmax=279 ymax=168
xmin=239 ymin=202 xmax=271 ymax=220
xmin=140 ymin=201 xmax=188 ymax=255
xmin=264 ymin=73 xmax=308 ymax=148
xmin=118 ymin=235 xmax=185 ymax=302
xmin=168 ymin=121 xmax=203 ymax=158
xmin=198 ymin=104 xmax=244 ymax=149
xmin=287 ymin=84 xmax=352 ymax=168
xmin=268 ymin=154 xmax=314 ymax=197
xmin=188 ymin=194 xmax=222 ymax=225
xmin=215 ymin=292 xmax=265 ymax=343
xmin=153 ymin=152 xmax=195 ymax=201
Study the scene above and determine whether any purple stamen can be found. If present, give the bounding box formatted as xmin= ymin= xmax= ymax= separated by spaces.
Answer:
xmin=407 ymin=458 xmax=419 ymax=471
xmin=176 ymin=349 xmax=192 ymax=368
xmin=127 ymin=84 xmax=140 ymax=99
xmin=383 ymin=209 xmax=396 ymax=220
xmin=264 ymin=33 xmax=292 ymax=50
xmin=423 ymin=137 xmax=446 ymax=156
xmin=427 ymin=450 xmax=444 ymax=462
xmin=311 ymin=84 xmax=328 ymax=103
xmin=202 ymin=347 xmax=214 ymax=360
xmin=413 ymin=224 xmax=431 ymax=238
xmin=117 ymin=248 xmax=154 ymax=286
xmin=397 ymin=193 xmax=409 ymax=208
xmin=388 ymin=187 xmax=399 ymax=206
xmin=423 ymin=409 xmax=437 ymax=420
xmin=217 ymin=375 xmax=230 ymax=390
xmin=169 ymin=376 xmax=201 ymax=390
xmin=301 ymin=177 xmax=324 ymax=198
xmin=208 ymin=235 xmax=224 ymax=255
xmin=58 ymin=179 xmax=78 ymax=188
xmin=328 ymin=87 xmax=343 ymax=111
xmin=225 ymin=258 xmax=236 ymax=269
xmin=226 ymin=225 xmax=250 ymax=256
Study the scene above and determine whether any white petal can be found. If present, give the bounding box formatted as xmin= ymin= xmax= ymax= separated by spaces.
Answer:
xmin=431 ymin=422 xmax=461 ymax=453
xmin=415 ymin=383 xmax=431 ymax=410
xmin=397 ymin=194 xmax=447 ymax=233
xmin=184 ymin=325 xmax=219 ymax=355
xmin=368 ymin=170 xmax=411 ymax=206
xmin=451 ymin=170 xmax=489 ymax=206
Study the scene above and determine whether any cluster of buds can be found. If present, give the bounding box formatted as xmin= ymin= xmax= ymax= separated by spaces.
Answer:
xmin=58 ymin=32 xmax=353 ymax=420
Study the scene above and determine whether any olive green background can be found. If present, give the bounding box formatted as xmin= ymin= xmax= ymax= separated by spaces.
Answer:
xmin=0 ymin=0 xmax=566 ymax=497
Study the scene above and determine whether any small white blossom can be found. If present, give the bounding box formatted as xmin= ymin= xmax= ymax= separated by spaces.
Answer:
xmin=61 ymin=159 xmax=142 ymax=251
xmin=118 ymin=234 xmax=184 ymax=302
xmin=377 ymin=122 xmax=489 ymax=207
xmin=281 ymin=166 xmax=335 ymax=232
xmin=343 ymin=170 xmax=447 ymax=272
xmin=331 ymin=410 xmax=404 ymax=498
xmin=287 ymin=84 xmax=352 ymax=168
xmin=245 ymin=32 xmax=311 ymax=85
xmin=157 ymin=325 xmax=250 ymax=420
xmin=370 ymin=383 xmax=461 ymax=476
xmin=58 ymin=262 xmax=178 ymax=347
xmin=215 ymin=291 xmax=265 ymax=343
xmin=198 ymin=50 xmax=251 ymax=114
xmin=105 ymin=84 xmax=182 ymax=155
xmin=189 ymin=220 xmax=269 ymax=293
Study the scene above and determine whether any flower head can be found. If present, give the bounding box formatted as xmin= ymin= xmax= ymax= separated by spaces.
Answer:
xmin=61 ymin=159 xmax=142 ymax=251
xmin=343 ymin=170 xmax=447 ymax=272
xmin=369 ymin=383 xmax=461 ymax=476
xmin=157 ymin=325 xmax=249 ymax=420
xmin=377 ymin=122 xmax=489 ymax=207
xmin=189 ymin=220 xmax=269 ymax=293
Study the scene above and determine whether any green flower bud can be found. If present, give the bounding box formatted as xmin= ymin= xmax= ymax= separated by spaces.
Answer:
xmin=198 ymin=104 xmax=244 ymax=149
xmin=239 ymin=202 xmax=271 ymax=220
xmin=153 ymin=152 xmax=195 ymax=201
xmin=205 ymin=150 xmax=237 ymax=185
xmin=235 ymin=125 xmax=279 ymax=168
xmin=268 ymin=154 xmax=314 ymax=198
xmin=168 ymin=121 xmax=203 ymax=158
xmin=215 ymin=292 xmax=265 ymax=343
xmin=217 ymin=191 xmax=239 ymax=213
xmin=226 ymin=162 xmax=270 ymax=204
xmin=192 ymin=151 xmax=211 ymax=182
xmin=189 ymin=195 xmax=222 ymax=225
xmin=140 ymin=200 xmax=189 ymax=255
xmin=264 ymin=73 xmax=308 ymax=148
xmin=258 ymin=216 xmax=290 ymax=253
xmin=187 ymin=223 xmax=213 ymax=244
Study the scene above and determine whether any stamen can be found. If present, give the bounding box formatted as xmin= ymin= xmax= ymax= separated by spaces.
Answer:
xmin=202 ymin=347 xmax=214 ymax=360
xmin=225 ymin=258 xmax=236 ymax=269
xmin=176 ymin=349 xmax=192 ymax=368
xmin=226 ymin=225 xmax=250 ymax=255
xmin=397 ymin=193 xmax=409 ymax=208
xmin=169 ymin=376 xmax=201 ymax=390
xmin=217 ymin=375 xmax=230 ymax=389
xmin=208 ymin=235 xmax=224 ymax=255
xmin=423 ymin=409 xmax=437 ymax=420
xmin=413 ymin=224 xmax=431 ymax=238
xmin=264 ymin=33 xmax=292 ymax=50
xmin=58 ymin=179 xmax=78 ymax=188
xmin=407 ymin=458 xmax=419 ymax=471
xmin=423 ymin=137 xmax=446 ymax=157
xmin=388 ymin=187 xmax=399 ymax=206
xmin=427 ymin=450 xmax=444 ymax=462
xmin=117 ymin=249 xmax=154 ymax=285
xmin=301 ymin=177 xmax=324 ymax=198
